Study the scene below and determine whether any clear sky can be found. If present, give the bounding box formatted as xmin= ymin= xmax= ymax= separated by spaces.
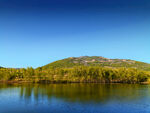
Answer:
xmin=0 ymin=0 xmax=150 ymax=68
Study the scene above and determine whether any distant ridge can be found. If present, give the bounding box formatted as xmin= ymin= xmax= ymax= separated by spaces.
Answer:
xmin=41 ymin=56 xmax=150 ymax=71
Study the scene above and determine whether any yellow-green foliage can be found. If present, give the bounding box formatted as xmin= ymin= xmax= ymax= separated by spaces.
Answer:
xmin=42 ymin=56 xmax=150 ymax=71
xmin=0 ymin=66 xmax=149 ymax=83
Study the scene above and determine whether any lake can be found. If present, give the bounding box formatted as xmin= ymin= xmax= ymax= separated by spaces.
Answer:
xmin=0 ymin=83 xmax=150 ymax=113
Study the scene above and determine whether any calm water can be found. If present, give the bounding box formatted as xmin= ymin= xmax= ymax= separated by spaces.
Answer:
xmin=0 ymin=83 xmax=150 ymax=113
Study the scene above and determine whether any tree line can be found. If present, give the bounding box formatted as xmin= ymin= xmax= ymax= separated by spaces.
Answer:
xmin=0 ymin=66 xmax=150 ymax=83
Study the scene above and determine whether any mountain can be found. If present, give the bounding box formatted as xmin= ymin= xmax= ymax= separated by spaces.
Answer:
xmin=41 ymin=56 xmax=150 ymax=71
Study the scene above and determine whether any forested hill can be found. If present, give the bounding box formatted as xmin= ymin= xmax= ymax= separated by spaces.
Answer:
xmin=1 ymin=56 xmax=150 ymax=84
xmin=41 ymin=56 xmax=150 ymax=71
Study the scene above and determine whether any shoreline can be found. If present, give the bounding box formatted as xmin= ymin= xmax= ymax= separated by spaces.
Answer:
xmin=0 ymin=80 xmax=149 ymax=84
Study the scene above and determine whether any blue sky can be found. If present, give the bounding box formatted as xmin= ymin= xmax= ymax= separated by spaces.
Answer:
xmin=0 ymin=0 xmax=150 ymax=68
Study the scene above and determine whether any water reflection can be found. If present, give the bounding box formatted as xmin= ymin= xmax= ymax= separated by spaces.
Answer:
xmin=0 ymin=83 xmax=149 ymax=104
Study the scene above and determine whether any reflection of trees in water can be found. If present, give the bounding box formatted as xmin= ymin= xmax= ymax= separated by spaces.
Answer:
xmin=17 ymin=84 xmax=150 ymax=103
xmin=0 ymin=84 xmax=19 ymax=93
xmin=0 ymin=83 xmax=149 ymax=103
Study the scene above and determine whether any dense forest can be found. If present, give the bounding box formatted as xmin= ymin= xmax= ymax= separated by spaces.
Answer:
xmin=0 ymin=66 xmax=150 ymax=83
xmin=0 ymin=56 xmax=150 ymax=84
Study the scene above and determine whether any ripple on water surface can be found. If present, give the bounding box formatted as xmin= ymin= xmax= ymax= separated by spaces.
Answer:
xmin=0 ymin=84 xmax=150 ymax=113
